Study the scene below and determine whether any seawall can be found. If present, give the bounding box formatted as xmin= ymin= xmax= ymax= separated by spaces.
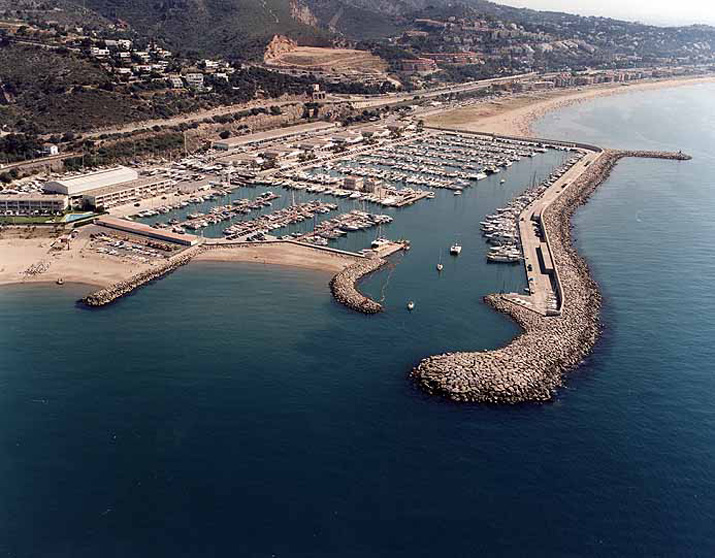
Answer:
xmin=330 ymin=256 xmax=387 ymax=314
xmin=410 ymin=148 xmax=691 ymax=404
xmin=81 ymin=246 xmax=202 ymax=307
xmin=81 ymin=239 xmax=368 ymax=308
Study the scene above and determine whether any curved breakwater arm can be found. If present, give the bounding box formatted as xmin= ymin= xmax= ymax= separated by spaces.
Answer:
xmin=411 ymin=149 xmax=691 ymax=404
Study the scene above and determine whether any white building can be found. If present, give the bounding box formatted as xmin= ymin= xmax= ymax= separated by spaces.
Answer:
xmin=0 ymin=194 xmax=68 ymax=215
xmin=44 ymin=167 xmax=139 ymax=197
xmin=90 ymin=47 xmax=110 ymax=57
xmin=41 ymin=144 xmax=59 ymax=156
xmin=331 ymin=132 xmax=363 ymax=146
xmin=82 ymin=177 xmax=175 ymax=209
xmin=184 ymin=73 xmax=204 ymax=89
xmin=168 ymin=76 xmax=184 ymax=89
xmin=96 ymin=216 xmax=198 ymax=246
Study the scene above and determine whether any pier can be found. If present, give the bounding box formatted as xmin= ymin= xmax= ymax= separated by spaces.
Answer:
xmin=514 ymin=148 xmax=601 ymax=315
xmin=82 ymin=244 xmax=203 ymax=307
xmin=330 ymin=255 xmax=387 ymax=314
xmin=411 ymin=147 xmax=692 ymax=404
xmin=80 ymin=236 xmax=400 ymax=308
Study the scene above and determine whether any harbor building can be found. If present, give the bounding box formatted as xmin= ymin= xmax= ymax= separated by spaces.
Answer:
xmin=343 ymin=176 xmax=364 ymax=191
xmin=261 ymin=146 xmax=302 ymax=163
xmin=43 ymin=167 xmax=175 ymax=210
xmin=331 ymin=132 xmax=363 ymax=146
xmin=298 ymin=138 xmax=333 ymax=153
xmin=211 ymin=122 xmax=338 ymax=151
xmin=82 ymin=177 xmax=175 ymax=209
xmin=96 ymin=216 xmax=199 ymax=246
xmin=44 ymin=167 xmax=139 ymax=197
xmin=360 ymin=127 xmax=391 ymax=141
xmin=0 ymin=194 xmax=68 ymax=215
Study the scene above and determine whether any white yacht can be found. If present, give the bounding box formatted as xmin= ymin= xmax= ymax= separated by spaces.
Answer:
xmin=450 ymin=243 xmax=462 ymax=256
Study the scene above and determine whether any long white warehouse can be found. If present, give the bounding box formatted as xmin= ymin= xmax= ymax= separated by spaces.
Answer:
xmin=44 ymin=167 xmax=139 ymax=196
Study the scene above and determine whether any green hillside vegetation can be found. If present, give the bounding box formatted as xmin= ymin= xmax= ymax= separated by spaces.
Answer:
xmin=0 ymin=42 xmax=159 ymax=133
xmin=82 ymin=0 xmax=331 ymax=60
xmin=306 ymin=0 xmax=406 ymax=39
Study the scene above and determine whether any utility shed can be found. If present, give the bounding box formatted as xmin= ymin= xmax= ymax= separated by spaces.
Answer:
xmin=536 ymin=243 xmax=555 ymax=275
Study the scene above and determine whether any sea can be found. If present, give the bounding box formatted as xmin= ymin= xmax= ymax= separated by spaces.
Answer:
xmin=2 ymin=83 xmax=714 ymax=557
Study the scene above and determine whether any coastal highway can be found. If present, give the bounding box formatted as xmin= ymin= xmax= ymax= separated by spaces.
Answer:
xmin=342 ymin=72 xmax=537 ymax=110
xmin=516 ymin=148 xmax=602 ymax=315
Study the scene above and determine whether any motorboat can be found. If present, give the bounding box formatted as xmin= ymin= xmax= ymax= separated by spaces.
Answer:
xmin=371 ymin=237 xmax=390 ymax=249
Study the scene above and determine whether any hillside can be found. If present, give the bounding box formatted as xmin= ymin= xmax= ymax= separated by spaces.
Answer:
xmin=0 ymin=43 xmax=158 ymax=134
xmin=79 ymin=0 xmax=331 ymax=59
xmin=264 ymin=36 xmax=388 ymax=74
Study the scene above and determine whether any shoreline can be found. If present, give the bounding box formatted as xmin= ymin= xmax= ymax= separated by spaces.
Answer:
xmin=80 ymin=240 xmax=366 ymax=307
xmin=425 ymin=75 xmax=715 ymax=137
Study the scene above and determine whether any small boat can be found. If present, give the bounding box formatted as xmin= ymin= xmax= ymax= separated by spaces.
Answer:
xmin=436 ymin=263 xmax=444 ymax=272
xmin=56 ymin=278 xmax=64 ymax=285
xmin=500 ymin=179 xmax=506 ymax=184
xmin=371 ymin=237 xmax=390 ymax=249
xmin=407 ymin=301 xmax=415 ymax=311
xmin=450 ymin=243 xmax=462 ymax=256
xmin=454 ymin=190 xmax=462 ymax=196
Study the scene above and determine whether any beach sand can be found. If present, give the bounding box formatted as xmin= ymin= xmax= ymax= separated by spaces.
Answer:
xmin=0 ymin=229 xmax=360 ymax=291
xmin=425 ymin=75 xmax=715 ymax=137
xmin=195 ymin=242 xmax=359 ymax=274
xmin=0 ymin=227 xmax=154 ymax=289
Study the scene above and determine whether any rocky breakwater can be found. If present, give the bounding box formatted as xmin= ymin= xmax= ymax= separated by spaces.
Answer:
xmin=330 ymin=255 xmax=386 ymax=314
xmin=82 ymin=246 xmax=203 ymax=307
xmin=411 ymin=148 xmax=691 ymax=404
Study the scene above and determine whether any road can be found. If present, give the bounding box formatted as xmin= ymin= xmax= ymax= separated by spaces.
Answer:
xmin=516 ymin=148 xmax=602 ymax=315
xmin=79 ymin=72 xmax=536 ymax=139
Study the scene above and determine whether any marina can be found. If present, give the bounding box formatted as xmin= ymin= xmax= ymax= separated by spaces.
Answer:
xmin=3 ymin=60 xmax=715 ymax=558
xmin=120 ymin=129 xmax=567 ymax=261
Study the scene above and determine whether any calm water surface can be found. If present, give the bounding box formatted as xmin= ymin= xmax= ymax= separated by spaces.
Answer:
xmin=2 ymin=85 xmax=715 ymax=556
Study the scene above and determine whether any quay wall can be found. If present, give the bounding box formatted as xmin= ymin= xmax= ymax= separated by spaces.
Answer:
xmin=410 ymin=148 xmax=691 ymax=404
xmin=426 ymin=125 xmax=605 ymax=154
xmin=330 ymin=256 xmax=387 ymax=314
xmin=203 ymin=238 xmax=365 ymax=260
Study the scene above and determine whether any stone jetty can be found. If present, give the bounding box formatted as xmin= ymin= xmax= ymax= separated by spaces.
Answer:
xmin=82 ymin=246 xmax=202 ymax=307
xmin=411 ymin=148 xmax=691 ymax=404
xmin=330 ymin=255 xmax=387 ymax=314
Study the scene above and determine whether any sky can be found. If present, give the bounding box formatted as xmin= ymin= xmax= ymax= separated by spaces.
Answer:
xmin=498 ymin=0 xmax=715 ymax=26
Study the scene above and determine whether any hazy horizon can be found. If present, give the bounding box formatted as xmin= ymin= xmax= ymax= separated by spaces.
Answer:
xmin=497 ymin=0 xmax=715 ymax=27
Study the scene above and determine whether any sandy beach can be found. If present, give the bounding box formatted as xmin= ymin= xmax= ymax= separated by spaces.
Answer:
xmin=0 ymin=227 xmax=360 ymax=293
xmin=195 ymin=242 xmax=360 ymax=273
xmin=0 ymin=227 xmax=153 ymax=289
xmin=425 ymin=75 xmax=715 ymax=137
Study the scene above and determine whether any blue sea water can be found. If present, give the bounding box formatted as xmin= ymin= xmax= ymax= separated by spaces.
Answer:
xmin=2 ymin=84 xmax=715 ymax=557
